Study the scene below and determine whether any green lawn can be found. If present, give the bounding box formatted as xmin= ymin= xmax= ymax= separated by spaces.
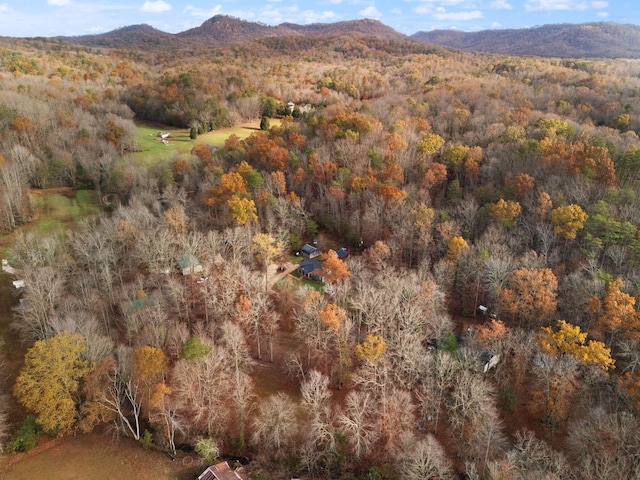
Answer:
xmin=130 ymin=119 xmax=272 ymax=165
xmin=31 ymin=189 xmax=101 ymax=236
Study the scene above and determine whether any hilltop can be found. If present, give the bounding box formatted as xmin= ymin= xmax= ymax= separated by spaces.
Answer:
xmin=55 ymin=16 xmax=640 ymax=59
xmin=411 ymin=22 xmax=640 ymax=59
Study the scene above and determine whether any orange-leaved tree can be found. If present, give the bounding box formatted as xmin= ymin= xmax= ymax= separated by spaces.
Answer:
xmin=591 ymin=278 xmax=640 ymax=345
xmin=321 ymin=249 xmax=351 ymax=284
xmin=319 ymin=303 xmax=347 ymax=332
xmin=500 ymin=267 xmax=558 ymax=328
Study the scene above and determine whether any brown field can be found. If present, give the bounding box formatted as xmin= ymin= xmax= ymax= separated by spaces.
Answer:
xmin=0 ymin=430 xmax=206 ymax=480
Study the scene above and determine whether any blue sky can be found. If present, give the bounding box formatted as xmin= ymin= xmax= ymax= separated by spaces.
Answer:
xmin=1 ymin=0 xmax=638 ymax=38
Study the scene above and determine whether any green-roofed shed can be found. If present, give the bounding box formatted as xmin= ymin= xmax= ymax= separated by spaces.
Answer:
xmin=177 ymin=254 xmax=203 ymax=275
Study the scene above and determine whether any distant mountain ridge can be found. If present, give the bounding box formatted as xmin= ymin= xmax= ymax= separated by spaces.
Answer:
xmin=411 ymin=22 xmax=640 ymax=59
xmin=60 ymin=16 xmax=640 ymax=59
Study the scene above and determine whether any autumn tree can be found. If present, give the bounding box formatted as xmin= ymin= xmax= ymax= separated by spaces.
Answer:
xmin=355 ymin=334 xmax=387 ymax=365
xmin=227 ymin=195 xmax=257 ymax=226
xmin=132 ymin=345 xmax=168 ymax=421
xmin=500 ymin=268 xmax=558 ymax=328
xmin=446 ymin=236 xmax=468 ymax=262
xmin=14 ymin=332 xmax=91 ymax=434
xmin=592 ymin=277 xmax=640 ymax=345
xmin=539 ymin=320 xmax=614 ymax=370
xmin=489 ymin=198 xmax=522 ymax=228
xmin=321 ymin=249 xmax=350 ymax=284
xmin=252 ymin=232 xmax=284 ymax=294
xmin=551 ymin=204 xmax=588 ymax=240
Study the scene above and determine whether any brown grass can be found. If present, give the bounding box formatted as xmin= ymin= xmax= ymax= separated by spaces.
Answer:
xmin=0 ymin=430 xmax=206 ymax=480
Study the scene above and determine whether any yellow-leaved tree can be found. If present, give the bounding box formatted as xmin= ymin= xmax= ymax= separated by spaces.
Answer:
xmin=228 ymin=195 xmax=258 ymax=226
xmin=489 ymin=198 xmax=522 ymax=228
xmin=539 ymin=320 xmax=615 ymax=370
xmin=550 ymin=204 xmax=588 ymax=239
xmin=14 ymin=331 xmax=91 ymax=434
xmin=132 ymin=345 xmax=168 ymax=420
xmin=446 ymin=236 xmax=468 ymax=262
xmin=355 ymin=334 xmax=387 ymax=365
xmin=252 ymin=232 xmax=285 ymax=294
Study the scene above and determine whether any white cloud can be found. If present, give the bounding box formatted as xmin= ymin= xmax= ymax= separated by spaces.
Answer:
xmin=524 ymin=1 xmax=589 ymax=12
xmin=433 ymin=9 xmax=483 ymax=20
xmin=184 ymin=4 xmax=223 ymax=18
xmin=597 ymin=11 xmax=609 ymax=17
xmin=359 ymin=6 xmax=382 ymax=19
xmin=298 ymin=10 xmax=338 ymax=23
xmin=591 ymin=1 xmax=608 ymax=8
xmin=141 ymin=1 xmax=171 ymax=13
xmin=0 ymin=3 xmax=8 ymax=13
xmin=390 ymin=8 xmax=402 ymax=14
xmin=414 ymin=5 xmax=434 ymax=14
xmin=47 ymin=0 xmax=71 ymax=6
xmin=415 ymin=0 xmax=471 ymax=4
xmin=490 ymin=0 xmax=513 ymax=10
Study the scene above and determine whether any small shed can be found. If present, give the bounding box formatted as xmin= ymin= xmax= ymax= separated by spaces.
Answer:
xmin=197 ymin=461 xmax=246 ymax=480
xmin=301 ymin=243 xmax=321 ymax=258
xmin=177 ymin=254 xmax=203 ymax=275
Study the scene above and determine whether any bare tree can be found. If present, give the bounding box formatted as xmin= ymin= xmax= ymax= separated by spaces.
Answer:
xmin=251 ymin=392 xmax=299 ymax=459
xmin=336 ymin=390 xmax=377 ymax=460
xmin=397 ymin=431 xmax=456 ymax=480
xmin=172 ymin=353 xmax=232 ymax=437
xmin=300 ymin=370 xmax=336 ymax=469
xmin=568 ymin=407 xmax=640 ymax=480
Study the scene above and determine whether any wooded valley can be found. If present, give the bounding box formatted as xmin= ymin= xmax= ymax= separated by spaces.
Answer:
xmin=1 ymin=20 xmax=640 ymax=479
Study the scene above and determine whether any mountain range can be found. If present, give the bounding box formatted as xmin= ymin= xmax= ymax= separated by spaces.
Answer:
xmin=59 ymin=15 xmax=640 ymax=59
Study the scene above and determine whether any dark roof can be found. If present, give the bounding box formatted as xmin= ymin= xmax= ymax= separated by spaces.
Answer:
xmin=299 ymin=258 xmax=322 ymax=275
xmin=301 ymin=244 xmax=319 ymax=255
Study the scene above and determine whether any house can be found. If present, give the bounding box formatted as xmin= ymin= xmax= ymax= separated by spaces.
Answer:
xmin=177 ymin=254 xmax=203 ymax=275
xmin=301 ymin=243 xmax=321 ymax=258
xmin=119 ymin=289 xmax=162 ymax=315
xmin=336 ymin=247 xmax=349 ymax=259
xmin=197 ymin=461 xmax=246 ymax=480
xmin=299 ymin=258 xmax=323 ymax=281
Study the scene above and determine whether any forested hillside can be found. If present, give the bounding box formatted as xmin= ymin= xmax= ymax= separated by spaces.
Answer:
xmin=1 ymin=25 xmax=640 ymax=479
xmin=411 ymin=22 xmax=640 ymax=59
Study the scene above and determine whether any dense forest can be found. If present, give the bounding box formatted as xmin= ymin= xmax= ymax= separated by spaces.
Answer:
xmin=2 ymin=22 xmax=640 ymax=479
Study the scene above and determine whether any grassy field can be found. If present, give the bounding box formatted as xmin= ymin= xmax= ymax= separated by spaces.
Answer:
xmin=0 ymin=431 xmax=205 ymax=480
xmin=30 ymin=189 xmax=101 ymax=236
xmin=130 ymin=119 xmax=270 ymax=165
